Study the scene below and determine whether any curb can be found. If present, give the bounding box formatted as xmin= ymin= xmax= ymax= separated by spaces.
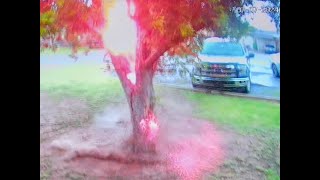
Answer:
xmin=156 ymin=83 xmax=280 ymax=103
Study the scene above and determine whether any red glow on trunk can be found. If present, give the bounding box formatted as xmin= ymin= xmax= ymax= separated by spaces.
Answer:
xmin=139 ymin=111 xmax=159 ymax=142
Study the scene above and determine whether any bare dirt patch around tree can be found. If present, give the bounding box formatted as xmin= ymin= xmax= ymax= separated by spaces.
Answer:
xmin=41 ymin=93 xmax=224 ymax=179
xmin=40 ymin=93 xmax=91 ymax=143
xmin=40 ymin=92 xmax=279 ymax=180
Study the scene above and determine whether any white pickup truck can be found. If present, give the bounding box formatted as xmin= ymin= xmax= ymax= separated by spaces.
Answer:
xmin=191 ymin=38 xmax=254 ymax=93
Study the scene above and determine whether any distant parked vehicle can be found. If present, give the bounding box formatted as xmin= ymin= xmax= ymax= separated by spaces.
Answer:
xmin=157 ymin=57 xmax=177 ymax=74
xmin=270 ymin=53 xmax=280 ymax=77
xmin=265 ymin=44 xmax=276 ymax=54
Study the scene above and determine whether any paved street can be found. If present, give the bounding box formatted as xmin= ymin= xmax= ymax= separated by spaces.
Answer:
xmin=40 ymin=50 xmax=280 ymax=99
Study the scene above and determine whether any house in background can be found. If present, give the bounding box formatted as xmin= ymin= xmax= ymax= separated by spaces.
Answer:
xmin=240 ymin=30 xmax=280 ymax=53
xmin=251 ymin=30 xmax=280 ymax=53
xmin=201 ymin=29 xmax=280 ymax=54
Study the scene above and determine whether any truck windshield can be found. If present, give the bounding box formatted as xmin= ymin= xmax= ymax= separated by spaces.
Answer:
xmin=200 ymin=42 xmax=244 ymax=56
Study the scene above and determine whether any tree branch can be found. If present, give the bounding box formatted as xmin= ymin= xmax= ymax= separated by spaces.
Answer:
xmin=110 ymin=54 xmax=134 ymax=95
xmin=144 ymin=45 xmax=169 ymax=69
xmin=143 ymin=24 xmax=206 ymax=69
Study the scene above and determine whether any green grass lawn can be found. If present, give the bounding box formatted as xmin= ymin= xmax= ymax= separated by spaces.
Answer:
xmin=40 ymin=47 xmax=93 ymax=55
xmin=41 ymin=64 xmax=123 ymax=111
xmin=41 ymin=47 xmax=72 ymax=55
xmin=41 ymin=64 xmax=280 ymax=132
xmin=185 ymin=91 xmax=280 ymax=132
xmin=265 ymin=169 xmax=281 ymax=180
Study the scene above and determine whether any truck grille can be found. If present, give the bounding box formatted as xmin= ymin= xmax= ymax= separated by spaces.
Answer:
xmin=201 ymin=63 xmax=237 ymax=78
xmin=202 ymin=80 xmax=235 ymax=85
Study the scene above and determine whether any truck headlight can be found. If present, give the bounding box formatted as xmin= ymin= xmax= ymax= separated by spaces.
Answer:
xmin=237 ymin=64 xmax=249 ymax=77
xmin=226 ymin=65 xmax=235 ymax=69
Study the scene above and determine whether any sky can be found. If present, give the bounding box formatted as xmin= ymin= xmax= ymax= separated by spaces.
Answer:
xmin=243 ymin=1 xmax=278 ymax=32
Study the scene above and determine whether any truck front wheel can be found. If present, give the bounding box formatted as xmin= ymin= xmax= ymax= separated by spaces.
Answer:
xmin=241 ymin=80 xmax=251 ymax=93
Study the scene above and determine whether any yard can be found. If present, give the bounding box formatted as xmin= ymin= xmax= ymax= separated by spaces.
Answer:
xmin=40 ymin=64 xmax=280 ymax=180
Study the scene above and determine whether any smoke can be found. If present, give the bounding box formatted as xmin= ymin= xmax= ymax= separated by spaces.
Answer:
xmin=93 ymin=102 xmax=131 ymax=130
xmin=153 ymin=88 xmax=224 ymax=179
xmin=155 ymin=88 xmax=196 ymax=133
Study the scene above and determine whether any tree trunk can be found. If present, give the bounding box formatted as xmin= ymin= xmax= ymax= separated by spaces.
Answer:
xmin=111 ymin=55 xmax=158 ymax=153
xmin=129 ymin=68 xmax=157 ymax=153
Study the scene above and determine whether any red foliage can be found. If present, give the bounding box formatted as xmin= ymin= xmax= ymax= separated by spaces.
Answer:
xmin=128 ymin=0 xmax=230 ymax=68
xmin=88 ymin=0 xmax=105 ymax=29
xmin=40 ymin=0 xmax=104 ymax=49
xmin=40 ymin=0 xmax=55 ymax=13
xmin=40 ymin=0 xmax=244 ymax=57
xmin=57 ymin=0 xmax=90 ymax=34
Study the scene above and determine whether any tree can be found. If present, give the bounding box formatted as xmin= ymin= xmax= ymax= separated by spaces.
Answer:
xmin=100 ymin=0 xmax=252 ymax=152
xmin=40 ymin=0 xmax=269 ymax=153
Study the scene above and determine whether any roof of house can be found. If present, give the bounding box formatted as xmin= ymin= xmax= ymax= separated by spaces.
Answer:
xmin=252 ymin=30 xmax=280 ymax=40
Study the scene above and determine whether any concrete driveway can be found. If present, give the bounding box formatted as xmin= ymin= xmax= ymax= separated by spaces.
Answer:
xmin=250 ymin=53 xmax=280 ymax=88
